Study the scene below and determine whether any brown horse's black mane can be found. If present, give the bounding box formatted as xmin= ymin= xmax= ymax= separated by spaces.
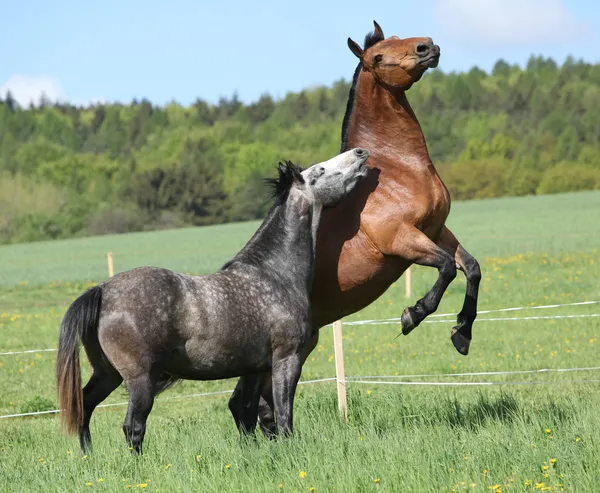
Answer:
xmin=264 ymin=161 xmax=305 ymax=204
xmin=341 ymin=29 xmax=385 ymax=152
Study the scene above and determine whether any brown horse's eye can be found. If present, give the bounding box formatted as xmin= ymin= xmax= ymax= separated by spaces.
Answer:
xmin=373 ymin=54 xmax=383 ymax=64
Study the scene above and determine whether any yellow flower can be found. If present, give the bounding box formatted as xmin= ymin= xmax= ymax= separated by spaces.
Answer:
xmin=196 ymin=455 xmax=201 ymax=460
xmin=279 ymin=484 xmax=283 ymax=489
xmin=165 ymin=463 xmax=172 ymax=470
xmin=544 ymin=428 xmax=551 ymax=434
xmin=299 ymin=471 xmax=307 ymax=479
xmin=576 ymin=436 xmax=582 ymax=442
xmin=225 ymin=464 xmax=231 ymax=469
xmin=542 ymin=465 xmax=549 ymax=471
xmin=97 ymin=478 xmax=104 ymax=483
xmin=137 ymin=484 xmax=148 ymax=489
xmin=550 ymin=458 xmax=556 ymax=464
xmin=86 ymin=482 xmax=92 ymax=487
xmin=309 ymin=489 xmax=315 ymax=492
xmin=82 ymin=455 xmax=88 ymax=460
xmin=525 ymin=480 xmax=532 ymax=485
xmin=373 ymin=478 xmax=381 ymax=484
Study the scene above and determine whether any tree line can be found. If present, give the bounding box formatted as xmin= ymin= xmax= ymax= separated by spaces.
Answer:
xmin=1 ymin=55 xmax=599 ymax=243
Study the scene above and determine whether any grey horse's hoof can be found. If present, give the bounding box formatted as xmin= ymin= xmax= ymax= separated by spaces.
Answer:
xmin=401 ymin=308 xmax=416 ymax=335
xmin=451 ymin=327 xmax=470 ymax=355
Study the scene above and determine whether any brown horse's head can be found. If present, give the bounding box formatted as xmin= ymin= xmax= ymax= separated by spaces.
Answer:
xmin=348 ymin=21 xmax=440 ymax=90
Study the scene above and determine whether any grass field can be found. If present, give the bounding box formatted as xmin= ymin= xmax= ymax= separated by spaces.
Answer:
xmin=1 ymin=190 xmax=599 ymax=492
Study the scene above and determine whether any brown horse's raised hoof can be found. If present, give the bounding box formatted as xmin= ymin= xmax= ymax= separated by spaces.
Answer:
xmin=401 ymin=308 xmax=416 ymax=335
xmin=451 ymin=327 xmax=470 ymax=355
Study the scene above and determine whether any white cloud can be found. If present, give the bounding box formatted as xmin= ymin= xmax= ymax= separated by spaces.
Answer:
xmin=0 ymin=75 xmax=67 ymax=107
xmin=435 ymin=0 xmax=590 ymax=45
xmin=0 ymin=75 xmax=107 ymax=107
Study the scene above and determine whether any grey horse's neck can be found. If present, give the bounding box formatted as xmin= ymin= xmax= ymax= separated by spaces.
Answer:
xmin=223 ymin=189 xmax=319 ymax=295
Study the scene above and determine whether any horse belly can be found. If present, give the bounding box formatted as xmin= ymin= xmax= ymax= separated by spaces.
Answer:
xmin=311 ymin=231 xmax=409 ymax=327
xmin=166 ymin=332 xmax=272 ymax=380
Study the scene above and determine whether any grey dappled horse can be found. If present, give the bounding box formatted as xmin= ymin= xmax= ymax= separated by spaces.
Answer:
xmin=56 ymin=148 xmax=370 ymax=454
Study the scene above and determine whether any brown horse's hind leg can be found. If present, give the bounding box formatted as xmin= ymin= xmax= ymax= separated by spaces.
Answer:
xmin=79 ymin=369 xmax=123 ymax=454
xmin=387 ymin=230 xmax=457 ymax=336
xmin=228 ymin=373 xmax=263 ymax=437
xmin=123 ymin=375 xmax=156 ymax=454
xmin=257 ymin=379 xmax=277 ymax=438
xmin=439 ymin=227 xmax=482 ymax=355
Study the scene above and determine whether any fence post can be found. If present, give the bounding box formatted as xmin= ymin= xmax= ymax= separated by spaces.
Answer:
xmin=405 ymin=266 xmax=412 ymax=299
xmin=332 ymin=319 xmax=348 ymax=423
xmin=107 ymin=252 xmax=114 ymax=278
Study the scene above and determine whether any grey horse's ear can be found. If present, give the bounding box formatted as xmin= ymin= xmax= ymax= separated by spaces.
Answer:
xmin=348 ymin=38 xmax=364 ymax=59
xmin=373 ymin=20 xmax=384 ymax=39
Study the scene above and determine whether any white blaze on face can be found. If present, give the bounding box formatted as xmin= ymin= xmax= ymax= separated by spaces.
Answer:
xmin=301 ymin=149 xmax=366 ymax=180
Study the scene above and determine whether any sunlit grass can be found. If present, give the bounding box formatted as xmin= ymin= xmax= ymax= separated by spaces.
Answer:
xmin=1 ymin=190 xmax=599 ymax=491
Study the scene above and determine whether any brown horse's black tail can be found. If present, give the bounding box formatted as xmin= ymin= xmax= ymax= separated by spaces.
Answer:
xmin=56 ymin=286 xmax=102 ymax=434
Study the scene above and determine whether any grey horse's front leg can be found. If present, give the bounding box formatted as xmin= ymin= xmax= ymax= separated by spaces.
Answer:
xmin=271 ymin=354 xmax=303 ymax=436
xmin=256 ymin=329 xmax=318 ymax=437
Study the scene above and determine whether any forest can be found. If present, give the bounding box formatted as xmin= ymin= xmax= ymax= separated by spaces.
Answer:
xmin=1 ymin=55 xmax=599 ymax=243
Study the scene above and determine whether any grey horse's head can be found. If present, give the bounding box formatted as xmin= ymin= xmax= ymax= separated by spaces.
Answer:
xmin=302 ymin=148 xmax=370 ymax=207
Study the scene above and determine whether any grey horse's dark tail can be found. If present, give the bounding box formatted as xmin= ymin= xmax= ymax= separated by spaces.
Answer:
xmin=56 ymin=286 xmax=103 ymax=434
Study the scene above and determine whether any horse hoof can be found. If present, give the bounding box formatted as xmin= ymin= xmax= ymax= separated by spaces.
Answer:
xmin=451 ymin=327 xmax=470 ymax=355
xmin=401 ymin=308 xmax=416 ymax=335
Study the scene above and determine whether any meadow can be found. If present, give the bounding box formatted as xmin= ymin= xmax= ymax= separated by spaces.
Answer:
xmin=1 ymin=190 xmax=599 ymax=492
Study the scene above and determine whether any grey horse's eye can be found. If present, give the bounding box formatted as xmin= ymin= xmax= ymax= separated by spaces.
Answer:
xmin=308 ymin=166 xmax=325 ymax=185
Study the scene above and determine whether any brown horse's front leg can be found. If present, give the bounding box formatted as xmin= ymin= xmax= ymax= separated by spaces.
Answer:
xmin=385 ymin=229 xmax=457 ymax=337
xmin=438 ymin=226 xmax=481 ymax=355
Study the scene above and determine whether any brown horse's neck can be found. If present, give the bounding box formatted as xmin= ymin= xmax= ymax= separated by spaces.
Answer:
xmin=344 ymin=68 xmax=432 ymax=170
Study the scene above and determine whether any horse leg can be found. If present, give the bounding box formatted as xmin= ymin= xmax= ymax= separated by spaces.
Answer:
xmin=228 ymin=373 xmax=262 ymax=437
xmin=438 ymin=226 xmax=482 ymax=355
xmin=79 ymin=369 xmax=123 ymax=454
xmin=271 ymin=353 xmax=303 ymax=436
xmin=257 ymin=379 xmax=277 ymax=438
xmin=123 ymin=375 xmax=156 ymax=454
xmin=255 ymin=330 xmax=319 ymax=438
xmin=388 ymin=230 xmax=457 ymax=335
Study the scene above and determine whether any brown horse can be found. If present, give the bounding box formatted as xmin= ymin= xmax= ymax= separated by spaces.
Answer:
xmin=230 ymin=21 xmax=481 ymax=436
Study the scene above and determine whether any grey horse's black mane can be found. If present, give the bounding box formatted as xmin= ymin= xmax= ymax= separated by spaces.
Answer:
xmin=341 ymin=28 xmax=385 ymax=152
xmin=221 ymin=161 xmax=308 ymax=271
xmin=264 ymin=161 xmax=305 ymax=204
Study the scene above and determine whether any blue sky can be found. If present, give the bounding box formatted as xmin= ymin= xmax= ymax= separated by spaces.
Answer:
xmin=1 ymin=0 xmax=599 ymax=107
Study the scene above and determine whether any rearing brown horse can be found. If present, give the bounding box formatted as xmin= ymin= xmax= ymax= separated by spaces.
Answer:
xmin=229 ymin=21 xmax=481 ymax=435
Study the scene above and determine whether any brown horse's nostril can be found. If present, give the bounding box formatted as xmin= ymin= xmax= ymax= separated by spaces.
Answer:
xmin=416 ymin=43 xmax=430 ymax=56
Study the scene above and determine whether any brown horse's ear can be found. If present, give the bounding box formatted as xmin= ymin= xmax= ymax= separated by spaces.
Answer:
xmin=373 ymin=20 xmax=384 ymax=39
xmin=347 ymin=38 xmax=364 ymax=59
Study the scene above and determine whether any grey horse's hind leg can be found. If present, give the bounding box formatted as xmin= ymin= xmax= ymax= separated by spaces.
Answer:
xmin=123 ymin=375 xmax=156 ymax=454
xmin=228 ymin=374 xmax=262 ymax=436
xmin=79 ymin=369 xmax=123 ymax=454
xmin=271 ymin=354 xmax=303 ymax=436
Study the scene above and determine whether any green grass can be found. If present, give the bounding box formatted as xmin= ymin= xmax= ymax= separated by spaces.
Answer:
xmin=1 ymin=190 xmax=600 ymax=492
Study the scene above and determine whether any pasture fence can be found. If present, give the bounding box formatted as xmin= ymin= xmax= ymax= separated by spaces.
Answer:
xmin=107 ymin=252 xmax=114 ymax=277
xmin=1 ymin=252 xmax=600 ymax=421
